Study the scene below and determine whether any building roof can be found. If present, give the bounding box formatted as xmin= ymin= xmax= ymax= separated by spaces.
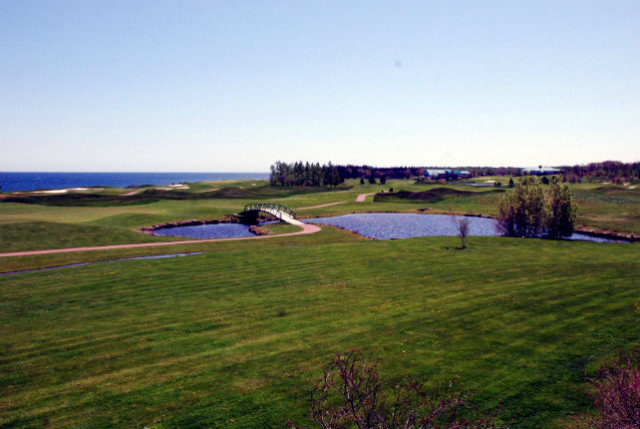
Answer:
xmin=522 ymin=166 xmax=561 ymax=174
xmin=424 ymin=169 xmax=471 ymax=177
xmin=424 ymin=169 xmax=449 ymax=176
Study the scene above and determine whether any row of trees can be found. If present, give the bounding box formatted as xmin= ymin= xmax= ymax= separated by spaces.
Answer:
xmin=497 ymin=176 xmax=577 ymax=239
xmin=269 ymin=161 xmax=343 ymax=188
xmin=337 ymin=165 xmax=424 ymax=180
xmin=561 ymin=161 xmax=640 ymax=184
xmin=270 ymin=161 xmax=639 ymax=187
xmin=339 ymin=165 xmax=525 ymax=180
xmin=270 ymin=162 xmax=528 ymax=187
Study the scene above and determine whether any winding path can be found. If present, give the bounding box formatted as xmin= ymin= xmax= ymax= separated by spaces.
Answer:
xmin=297 ymin=201 xmax=346 ymax=210
xmin=356 ymin=193 xmax=376 ymax=202
xmin=0 ymin=223 xmax=321 ymax=258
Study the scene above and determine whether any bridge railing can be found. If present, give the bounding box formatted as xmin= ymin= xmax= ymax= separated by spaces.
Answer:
xmin=243 ymin=203 xmax=296 ymax=219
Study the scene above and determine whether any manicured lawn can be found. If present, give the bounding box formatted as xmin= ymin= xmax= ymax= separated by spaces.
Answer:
xmin=1 ymin=235 xmax=638 ymax=428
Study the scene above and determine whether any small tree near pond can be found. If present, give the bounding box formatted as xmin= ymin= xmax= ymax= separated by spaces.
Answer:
xmin=451 ymin=213 xmax=470 ymax=249
xmin=498 ymin=176 xmax=576 ymax=239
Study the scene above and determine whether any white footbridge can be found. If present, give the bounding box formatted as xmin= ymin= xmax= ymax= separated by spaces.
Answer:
xmin=241 ymin=203 xmax=305 ymax=226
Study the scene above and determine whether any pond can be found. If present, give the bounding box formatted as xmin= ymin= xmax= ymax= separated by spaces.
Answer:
xmin=305 ymin=213 xmax=497 ymax=240
xmin=305 ymin=213 xmax=618 ymax=243
xmin=149 ymin=213 xmax=618 ymax=243
xmin=153 ymin=223 xmax=256 ymax=239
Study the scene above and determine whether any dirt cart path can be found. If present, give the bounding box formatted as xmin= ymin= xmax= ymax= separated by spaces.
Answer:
xmin=356 ymin=193 xmax=376 ymax=202
xmin=297 ymin=201 xmax=346 ymax=210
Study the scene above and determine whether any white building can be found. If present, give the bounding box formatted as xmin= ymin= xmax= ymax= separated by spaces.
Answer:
xmin=522 ymin=166 xmax=562 ymax=176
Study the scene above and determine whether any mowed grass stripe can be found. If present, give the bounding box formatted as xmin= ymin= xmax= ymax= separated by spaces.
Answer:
xmin=1 ymin=237 xmax=639 ymax=428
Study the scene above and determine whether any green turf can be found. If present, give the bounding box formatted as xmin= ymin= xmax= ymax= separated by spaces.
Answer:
xmin=1 ymin=236 xmax=639 ymax=428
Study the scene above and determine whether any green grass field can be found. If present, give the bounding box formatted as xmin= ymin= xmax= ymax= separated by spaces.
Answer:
xmin=1 ymin=178 xmax=639 ymax=428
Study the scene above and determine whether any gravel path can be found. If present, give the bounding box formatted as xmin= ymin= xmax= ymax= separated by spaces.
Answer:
xmin=356 ymin=193 xmax=376 ymax=202
xmin=0 ymin=223 xmax=321 ymax=258
xmin=297 ymin=201 xmax=346 ymax=209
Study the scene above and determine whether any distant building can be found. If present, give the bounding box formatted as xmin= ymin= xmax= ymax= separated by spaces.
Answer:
xmin=423 ymin=169 xmax=472 ymax=180
xmin=423 ymin=169 xmax=449 ymax=179
xmin=522 ymin=166 xmax=562 ymax=176
xmin=454 ymin=170 xmax=472 ymax=178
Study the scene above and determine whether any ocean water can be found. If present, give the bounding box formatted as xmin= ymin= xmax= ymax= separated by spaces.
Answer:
xmin=0 ymin=172 xmax=268 ymax=192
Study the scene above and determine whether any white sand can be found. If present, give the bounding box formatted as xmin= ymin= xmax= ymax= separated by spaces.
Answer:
xmin=155 ymin=184 xmax=189 ymax=191
xmin=34 ymin=189 xmax=68 ymax=194
xmin=32 ymin=187 xmax=103 ymax=194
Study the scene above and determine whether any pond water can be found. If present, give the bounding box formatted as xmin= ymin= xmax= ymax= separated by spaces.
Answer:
xmin=154 ymin=223 xmax=255 ymax=239
xmin=150 ymin=213 xmax=618 ymax=243
xmin=306 ymin=213 xmax=498 ymax=240
xmin=305 ymin=213 xmax=618 ymax=243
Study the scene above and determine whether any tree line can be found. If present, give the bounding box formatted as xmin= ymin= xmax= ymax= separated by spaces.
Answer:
xmin=337 ymin=165 xmax=524 ymax=179
xmin=270 ymin=162 xmax=525 ymax=187
xmin=269 ymin=161 xmax=343 ymax=188
xmin=270 ymin=160 xmax=640 ymax=188
xmin=560 ymin=161 xmax=640 ymax=184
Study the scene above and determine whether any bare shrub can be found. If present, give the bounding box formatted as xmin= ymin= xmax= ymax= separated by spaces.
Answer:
xmin=568 ymin=347 xmax=640 ymax=428
xmin=450 ymin=212 xmax=470 ymax=249
xmin=288 ymin=350 xmax=503 ymax=429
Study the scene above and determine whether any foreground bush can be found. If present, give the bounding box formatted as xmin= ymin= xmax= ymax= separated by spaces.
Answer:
xmin=569 ymin=347 xmax=640 ymax=428
xmin=288 ymin=350 xmax=503 ymax=429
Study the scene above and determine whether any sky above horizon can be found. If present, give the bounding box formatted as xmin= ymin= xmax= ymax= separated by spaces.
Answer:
xmin=1 ymin=1 xmax=639 ymax=172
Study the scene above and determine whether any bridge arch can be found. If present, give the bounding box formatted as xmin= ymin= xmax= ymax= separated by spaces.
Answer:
xmin=239 ymin=202 xmax=299 ymax=225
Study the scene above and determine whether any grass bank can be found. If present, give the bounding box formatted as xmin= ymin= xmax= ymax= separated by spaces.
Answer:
xmin=1 ymin=236 xmax=639 ymax=428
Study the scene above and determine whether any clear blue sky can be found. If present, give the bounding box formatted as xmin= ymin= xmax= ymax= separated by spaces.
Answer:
xmin=1 ymin=1 xmax=639 ymax=172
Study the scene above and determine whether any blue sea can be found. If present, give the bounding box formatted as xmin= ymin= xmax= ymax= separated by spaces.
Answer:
xmin=0 ymin=172 xmax=268 ymax=192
